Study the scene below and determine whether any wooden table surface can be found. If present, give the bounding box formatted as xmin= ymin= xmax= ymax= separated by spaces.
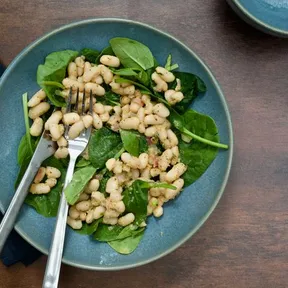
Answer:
xmin=1 ymin=0 xmax=288 ymax=287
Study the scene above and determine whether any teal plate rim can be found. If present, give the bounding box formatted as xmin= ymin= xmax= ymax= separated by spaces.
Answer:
xmin=0 ymin=18 xmax=234 ymax=271
xmin=227 ymin=0 xmax=288 ymax=37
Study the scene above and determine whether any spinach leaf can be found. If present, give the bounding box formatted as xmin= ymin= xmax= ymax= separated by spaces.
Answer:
xmin=96 ymin=91 xmax=120 ymax=106
xmin=64 ymin=165 xmax=96 ymax=205
xmin=95 ymin=46 xmax=115 ymax=63
xmin=80 ymin=48 xmax=100 ymax=63
xmin=122 ymin=180 xmax=149 ymax=225
xmin=120 ymin=130 xmax=148 ymax=157
xmin=171 ymin=72 xmax=206 ymax=114
xmin=22 ymin=93 xmax=34 ymax=155
xmin=110 ymin=67 xmax=139 ymax=76
xmin=37 ymin=50 xmax=78 ymax=106
xmin=115 ymin=77 xmax=153 ymax=95
xmin=17 ymin=135 xmax=37 ymax=166
xmin=88 ymin=127 xmax=123 ymax=169
xmin=25 ymin=156 xmax=66 ymax=217
xmin=164 ymin=54 xmax=178 ymax=71
xmin=108 ymin=229 xmax=145 ymax=255
xmin=110 ymin=38 xmax=154 ymax=70
xmin=75 ymin=157 xmax=91 ymax=168
xmin=94 ymin=224 xmax=144 ymax=242
xmin=169 ymin=108 xmax=228 ymax=149
xmin=178 ymin=110 xmax=220 ymax=186
xmin=75 ymin=218 xmax=102 ymax=235
xmin=139 ymin=181 xmax=176 ymax=190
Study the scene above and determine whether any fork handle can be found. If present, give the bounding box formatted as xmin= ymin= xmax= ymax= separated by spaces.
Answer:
xmin=0 ymin=161 xmax=40 ymax=253
xmin=42 ymin=157 xmax=76 ymax=288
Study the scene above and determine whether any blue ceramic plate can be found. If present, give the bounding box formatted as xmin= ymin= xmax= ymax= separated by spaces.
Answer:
xmin=0 ymin=19 xmax=233 ymax=270
xmin=227 ymin=0 xmax=288 ymax=37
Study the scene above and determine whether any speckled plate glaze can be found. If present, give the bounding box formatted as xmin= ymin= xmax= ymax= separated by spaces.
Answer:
xmin=0 ymin=19 xmax=233 ymax=270
xmin=227 ymin=0 xmax=288 ymax=37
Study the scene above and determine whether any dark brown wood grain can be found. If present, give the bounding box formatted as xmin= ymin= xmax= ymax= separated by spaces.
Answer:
xmin=1 ymin=0 xmax=288 ymax=287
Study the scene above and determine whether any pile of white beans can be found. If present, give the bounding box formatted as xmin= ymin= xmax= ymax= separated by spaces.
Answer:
xmin=27 ymin=54 xmax=188 ymax=229
xmin=29 ymin=166 xmax=61 ymax=194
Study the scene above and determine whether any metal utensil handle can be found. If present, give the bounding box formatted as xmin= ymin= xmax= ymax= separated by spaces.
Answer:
xmin=0 ymin=162 xmax=40 ymax=253
xmin=42 ymin=157 xmax=76 ymax=288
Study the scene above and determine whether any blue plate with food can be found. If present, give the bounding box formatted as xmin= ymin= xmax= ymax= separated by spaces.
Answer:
xmin=0 ymin=19 xmax=233 ymax=270
xmin=227 ymin=0 xmax=288 ymax=37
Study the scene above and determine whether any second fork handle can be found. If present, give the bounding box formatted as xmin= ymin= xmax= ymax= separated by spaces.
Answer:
xmin=42 ymin=157 xmax=76 ymax=288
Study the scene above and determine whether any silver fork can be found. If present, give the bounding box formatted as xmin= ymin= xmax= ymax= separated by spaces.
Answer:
xmin=42 ymin=88 xmax=93 ymax=288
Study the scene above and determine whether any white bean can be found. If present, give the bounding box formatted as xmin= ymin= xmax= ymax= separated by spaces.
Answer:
xmin=153 ymin=206 xmax=164 ymax=218
xmin=29 ymin=183 xmax=50 ymax=194
xmin=99 ymin=65 xmax=114 ymax=84
xmin=50 ymin=124 xmax=64 ymax=141
xmin=28 ymin=102 xmax=50 ymax=119
xmin=75 ymin=56 xmax=85 ymax=68
xmin=103 ymin=217 xmax=118 ymax=225
xmin=104 ymin=210 xmax=120 ymax=218
xmin=106 ymin=176 xmax=119 ymax=193
xmin=99 ymin=112 xmax=110 ymax=122
xmin=120 ymin=117 xmax=140 ymax=130
xmin=62 ymin=112 xmax=80 ymax=125
xmin=54 ymin=147 xmax=69 ymax=159
xmin=137 ymin=107 xmax=145 ymax=122
xmin=144 ymin=126 xmax=157 ymax=137
xmin=175 ymin=78 xmax=181 ymax=91
xmin=68 ymin=62 xmax=77 ymax=79
xmin=84 ymin=61 xmax=91 ymax=73
xmin=167 ymin=129 xmax=178 ymax=147
xmin=85 ymin=179 xmax=100 ymax=193
xmin=91 ymin=191 xmax=105 ymax=206
xmin=118 ymin=213 xmax=135 ymax=226
xmin=138 ymin=123 xmax=146 ymax=134
xmin=139 ymin=153 xmax=149 ymax=169
xmin=159 ymin=172 xmax=167 ymax=182
xmin=45 ymin=178 xmax=57 ymax=188
xmin=92 ymin=112 xmax=103 ymax=129
xmin=109 ymin=192 xmax=123 ymax=202
xmin=144 ymin=114 xmax=165 ymax=126
xmin=46 ymin=166 xmax=61 ymax=179
xmin=30 ymin=117 xmax=43 ymax=136
xmin=120 ymin=95 xmax=130 ymax=105
xmin=77 ymin=67 xmax=84 ymax=77
xmin=141 ymin=166 xmax=151 ymax=179
xmin=158 ymin=149 xmax=173 ymax=171
xmin=149 ymin=187 xmax=162 ymax=197
xmin=93 ymin=103 xmax=105 ymax=114
xmin=57 ymin=136 xmax=68 ymax=147
xmin=131 ymin=169 xmax=140 ymax=179
xmin=152 ymin=103 xmax=170 ymax=118
xmin=45 ymin=111 xmax=63 ymax=130
xmin=69 ymin=206 xmax=80 ymax=220
xmin=27 ymin=89 xmax=46 ymax=107
xmin=100 ymin=55 xmax=120 ymax=67
xmin=165 ymin=163 xmax=187 ymax=183
xmin=68 ymin=120 xmax=85 ymax=139
xmin=93 ymin=206 xmax=106 ymax=220
xmin=76 ymin=200 xmax=91 ymax=212
xmin=33 ymin=167 xmax=46 ymax=184
xmin=156 ymin=66 xmax=175 ymax=83
xmin=67 ymin=216 xmax=82 ymax=229
xmin=164 ymin=90 xmax=184 ymax=105
xmin=83 ymin=66 xmax=101 ymax=83
xmin=106 ymin=158 xmax=116 ymax=171
xmin=150 ymin=168 xmax=161 ymax=177
xmin=164 ymin=178 xmax=184 ymax=200
xmin=62 ymin=78 xmax=84 ymax=91
xmin=86 ymin=209 xmax=94 ymax=224
xmin=151 ymin=72 xmax=168 ymax=92
xmin=85 ymin=83 xmax=105 ymax=96
xmin=112 ymin=201 xmax=125 ymax=213
xmin=79 ymin=212 xmax=87 ymax=221
xmin=123 ymin=85 xmax=135 ymax=95
xmin=82 ymin=114 xmax=93 ymax=128
xmin=181 ymin=133 xmax=193 ymax=143
xmin=77 ymin=193 xmax=90 ymax=202
xmin=113 ymin=161 xmax=123 ymax=174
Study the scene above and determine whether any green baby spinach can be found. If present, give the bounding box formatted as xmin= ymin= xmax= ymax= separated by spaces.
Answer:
xmin=171 ymin=72 xmax=206 ymax=114
xmin=178 ymin=110 xmax=220 ymax=186
xmin=75 ymin=157 xmax=91 ymax=168
xmin=88 ymin=127 xmax=123 ymax=169
xmin=108 ymin=229 xmax=145 ymax=254
xmin=37 ymin=50 xmax=78 ymax=106
xmin=110 ymin=37 xmax=154 ymax=71
xmin=109 ymin=67 xmax=139 ymax=76
xmin=164 ymin=54 xmax=179 ymax=71
xmin=94 ymin=224 xmax=145 ymax=255
xmin=80 ymin=48 xmax=100 ymax=63
xmin=64 ymin=165 xmax=96 ymax=205
xmin=96 ymin=91 xmax=120 ymax=106
xmin=75 ymin=218 xmax=102 ymax=235
xmin=120 ymin=130 xmax=148 ymax=157
xmin=25 ymin=156 xmax=67 ymax=217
